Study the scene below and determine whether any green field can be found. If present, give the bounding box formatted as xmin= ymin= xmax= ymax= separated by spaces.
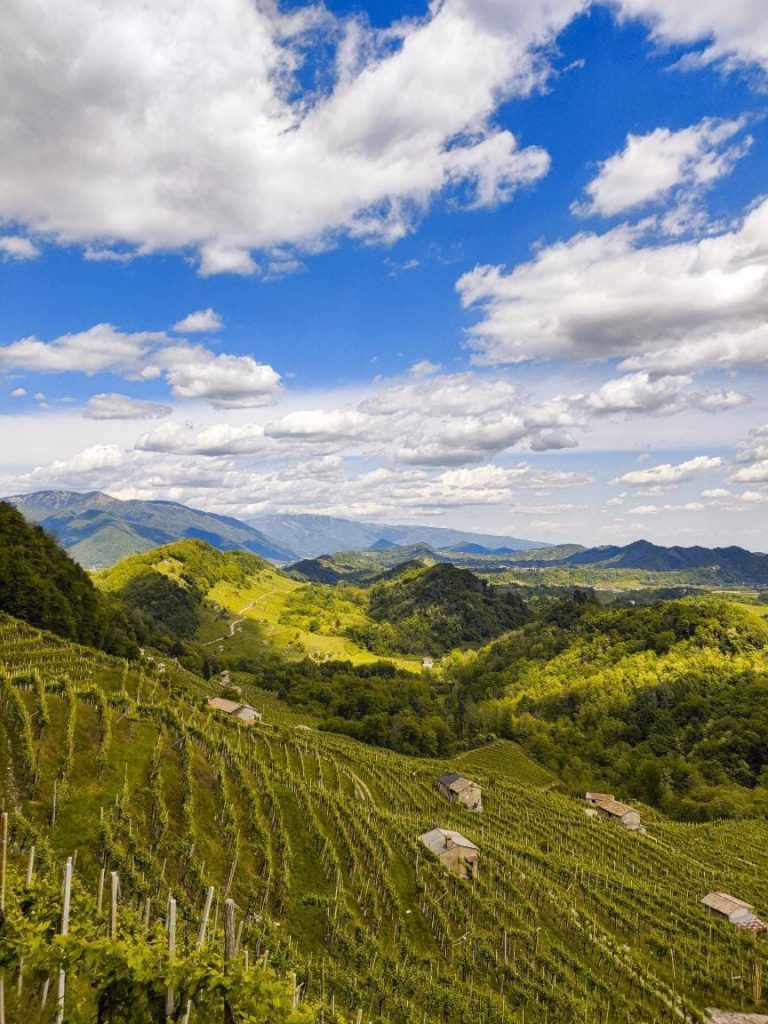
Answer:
xmin=1 ymin=611 xmax=767 ymax=1023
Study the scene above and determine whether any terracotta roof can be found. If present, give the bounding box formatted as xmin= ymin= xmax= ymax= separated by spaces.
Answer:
xmin=419 ymin=828 xmax=479 ymax=856
xmin=586 ymin=792 xmax=614 ymax=803
xmin=702 ymin=892 xmax=754 ymax=916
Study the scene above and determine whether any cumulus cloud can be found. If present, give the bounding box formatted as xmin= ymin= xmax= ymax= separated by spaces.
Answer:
xmin=458 ymin=197 xmax=768 ymax=369
xmin=83 ymin=393 xmax=173 ymax=420
xmin=0 ymin=0 xmax=575 ymax=271
xmin=159 ymin=348 xmax=281 ymax=409
xmin=612 ymin=454 xmax=723 ymax=487
xmin=265 ymin=408 xmax=372 ymax=442
xmin=574 ymin=117 xmax=750 ymax=220
xmin=172 ymin=308 xmax=224 ymax=333
xmin=0 ymin=324 xmax=167 ymax=376
xmin=0 ymin=324 xmax=281 ymax=409
xmin=614 ymin=0 xmax=768 ymax=74
xmin=137 ymin=421 xmax=268 ymax=456
xmin=9 ymin=387 xmax=26 ymax=397
xmin=0 ymin=235 xmax=39 ymax=260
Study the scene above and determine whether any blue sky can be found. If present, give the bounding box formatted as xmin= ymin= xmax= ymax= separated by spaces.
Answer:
xmin=1 ymin=0 xmax=767 ymax=546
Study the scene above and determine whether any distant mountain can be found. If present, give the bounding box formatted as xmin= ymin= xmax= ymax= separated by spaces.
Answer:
xmin=249 ymin=512 xmax=547 ymax=558
xmin=8 ymin=490 xmax=295 ymax=568
xmin=508 ymin=539 xmax=768 ymax=585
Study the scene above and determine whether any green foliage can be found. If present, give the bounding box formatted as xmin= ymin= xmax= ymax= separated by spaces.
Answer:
xmin=0 ymin=501 xmax=138 ymax=656
xmin=454 ymin=593 xmax=768 ymax=819
xmin=349 ymin=564 xmax=529 ymax=656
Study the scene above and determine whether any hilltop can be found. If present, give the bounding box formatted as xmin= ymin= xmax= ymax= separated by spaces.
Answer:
xmin=348 ymin=563 xmax=529 ymax=656
xmin=8 ymin=489 xmax=295 ymax=568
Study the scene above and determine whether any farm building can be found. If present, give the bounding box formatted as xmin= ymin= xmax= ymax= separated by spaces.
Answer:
xmin=419 ymin=827 xmax=479 ymax=879
xmin=207 ymin=697 xmax=262 ymax=725
xmin=422 ymin=657 xmax=434 ymax=670
xmin=435 ymin=773 xmax=483 ymax=811
xmin=702 ymin=893 xmax=768 ymax=931
xmin=585 ymin=793 xmax=641 ymax=830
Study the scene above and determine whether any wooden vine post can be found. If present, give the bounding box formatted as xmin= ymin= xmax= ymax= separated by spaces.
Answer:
xmin=109 ymin=871 xmax=119 ymax=938
xmin=0 ymin=815 xmax=5 ymax=1024
xmin=182 ymin=886 xmax=215 ymax=1024
xmin=166 ymin=895 xmax=177 ymax=1021
xmin=224 ymin=898 xmax=236 ymax=1024
xmin=56 ymin=857 xmax=73 ymax=1024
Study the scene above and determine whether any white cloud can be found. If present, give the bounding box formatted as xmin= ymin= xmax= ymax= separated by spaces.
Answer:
xmin=574 ymin=117 xmax=750 ymax=219
xmin=137 ymin=421 xmax=268 ymax=456
xmin=614 ymin=0 xmax=768 ymax=74
xmin=0 ymin=324 xmax=166 ymax=375
xmin=172 ymin=308 xmax=224 ymax=333
xmin=0 ymin=324 xmax=281 ymax=409
xmin=458 ymin=197 xmax=768 ymax=368
xmin=9 ymin=387 xmax=26 ymax=397
xmin=581 ymin=372 xmax=692 ymax=414
xmin=84 ymin=393 xmax=173 ymax=420
xmin=0 ymin=0 xmax=575 ymax=271
xmin=265 ymin=408 xmax=372 ymax=442
xmin=613 ymin=454 xmax=723 ymax=487
xmin=0 ymin=235 xmax=39 ymax=260
xmin=159 ymin=348 xmax=281 ymax=409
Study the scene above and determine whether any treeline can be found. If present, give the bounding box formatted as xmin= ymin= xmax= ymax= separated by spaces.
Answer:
xmin=0 ymin=502 xmax=137 ymax=657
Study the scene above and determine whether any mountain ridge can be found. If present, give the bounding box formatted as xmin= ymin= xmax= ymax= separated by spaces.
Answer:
xmin=7 ymin=489 xmax=296 ymax=567
xmin=249 ymin=511 xmax=548 ymax=558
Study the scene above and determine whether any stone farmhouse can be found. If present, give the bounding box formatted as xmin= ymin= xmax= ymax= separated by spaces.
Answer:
xmin=435 ymin=773 xmax=483 ymax=811
xmin=419 ymin=827 xmax=479 ymax=880
xmin=207 ymin=697 xmax=262 ymax=725
xmin=585 ymin=792 xmax=642 ymax=830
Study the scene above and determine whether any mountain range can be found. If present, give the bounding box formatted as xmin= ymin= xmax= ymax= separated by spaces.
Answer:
xmin=6 ymin=490 xmax=294 ymax=568
xmin=515 ymin=538 xmax=768 ymax=584
xmin=248 ymin=511 xmax=546 ymax=558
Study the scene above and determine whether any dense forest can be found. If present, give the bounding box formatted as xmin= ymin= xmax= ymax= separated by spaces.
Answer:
xmin=451 ymin=594 xmax=768 ymax=820
xmin=347 ymin=563 xmax=529 ymax=655
xmin=0 ymin=501 xmax=137 ymax=656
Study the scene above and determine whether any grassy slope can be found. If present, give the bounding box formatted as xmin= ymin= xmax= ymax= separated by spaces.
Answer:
xmin=1 ymin=612 xmax=767 ymax=1023
xmin=96 ymin=540 xmax=423 ymax=669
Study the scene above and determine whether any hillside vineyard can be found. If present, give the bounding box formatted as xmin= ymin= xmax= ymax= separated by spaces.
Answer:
xmin=1 ymin=613 xmax=767 ymax=1023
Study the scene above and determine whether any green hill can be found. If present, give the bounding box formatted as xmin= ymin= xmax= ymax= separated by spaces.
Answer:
xmin=455 ymin=593 xmax=768 ymax=820
xmin=1 ymin=611 xmax=767 ymax=1023
xmin=95 ymin=539 xmax=423 ymax=671
xmin=348 ymin=563 xmax=529 ymax=656
xmin=0 ymin=501 xmax=137 ymax=657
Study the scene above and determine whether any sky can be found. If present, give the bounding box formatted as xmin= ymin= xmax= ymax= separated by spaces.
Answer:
xmin=1 ymin=0 xmax=767 ymax=548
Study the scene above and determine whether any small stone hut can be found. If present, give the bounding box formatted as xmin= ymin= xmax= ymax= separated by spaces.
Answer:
xmin=419 ymin=827 xmax=479 ymax=879
xmin=436 ymin=773 xmax=483 ymax=811
xmin=585 ymin=792 xmax=641 ymax=830
xmin=702 ymin=892 xmax=768 ymax=931
xmin=207 ymin=697 xmax=262 ymax=725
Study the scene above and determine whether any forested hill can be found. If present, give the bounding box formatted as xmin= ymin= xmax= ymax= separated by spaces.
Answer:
xmin=454 ymin=593 xmax=768 ymax=820
xmin=348 ymin=563 xmax=529 ymax=656
xmin=0 ymin=501 xmax=137 ymax=655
